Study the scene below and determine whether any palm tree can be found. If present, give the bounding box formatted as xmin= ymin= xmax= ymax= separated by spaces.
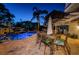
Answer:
xmin=31 ymin=7 xmax=48 ymax=31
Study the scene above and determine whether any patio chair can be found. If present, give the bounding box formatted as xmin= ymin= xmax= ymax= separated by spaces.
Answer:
xmin=54 ymin=35 xmax=71 ymax=55
xmin=37 ymin=32 xmax=47 ymax=51
xmin=41 ymin=35 xmax=54 ymax=55
xmin=37 ymin=32 xmax=54 ymax=55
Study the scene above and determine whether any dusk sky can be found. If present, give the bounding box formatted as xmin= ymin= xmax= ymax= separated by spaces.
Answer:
xmin=4 ymin=3 xmax=65 ymax=25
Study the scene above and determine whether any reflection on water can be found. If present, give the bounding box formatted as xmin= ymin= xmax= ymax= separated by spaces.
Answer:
xmin=8 ymin=32 xmax=36 ymax=40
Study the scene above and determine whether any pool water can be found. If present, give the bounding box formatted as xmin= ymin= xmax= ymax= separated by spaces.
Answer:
xmin=8 ymin=32 xmax=36 ymax=40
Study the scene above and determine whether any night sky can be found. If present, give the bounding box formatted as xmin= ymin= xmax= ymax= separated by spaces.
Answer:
xmin=4 ymin=3 xmax=65 ymax=25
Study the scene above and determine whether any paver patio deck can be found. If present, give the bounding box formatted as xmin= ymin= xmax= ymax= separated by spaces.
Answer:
xmin=0 ymin=34 xmax=79 ymax=55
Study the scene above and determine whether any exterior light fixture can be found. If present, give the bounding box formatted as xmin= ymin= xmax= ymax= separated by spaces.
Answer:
xmin=77 ymin=21 xmax=79 ymax=29
xmin=77 ymin=26 xmax=79 ymax=29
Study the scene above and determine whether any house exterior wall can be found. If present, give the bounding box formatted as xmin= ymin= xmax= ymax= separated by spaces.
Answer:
xmin=54 ymin=19 xmax=79 ymax=38
xmin=0 ymin=28 xmax=13 ymax=34
xmin=68 ymin=20 xmax=79 ymax=38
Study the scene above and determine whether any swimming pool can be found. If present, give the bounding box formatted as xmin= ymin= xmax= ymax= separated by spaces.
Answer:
xmin=8 ymin=32 xmax=36 ymax=40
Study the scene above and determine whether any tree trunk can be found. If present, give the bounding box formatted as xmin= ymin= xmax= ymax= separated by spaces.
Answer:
xmin=37 ymin=16 xmax=40 ymax=31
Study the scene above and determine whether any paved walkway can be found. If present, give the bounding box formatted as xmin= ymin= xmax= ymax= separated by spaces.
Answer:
xmin=0 ymin=34 xmax=65 ymax=55
xmin=0 ymin=34 xmax=79 ymax=55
